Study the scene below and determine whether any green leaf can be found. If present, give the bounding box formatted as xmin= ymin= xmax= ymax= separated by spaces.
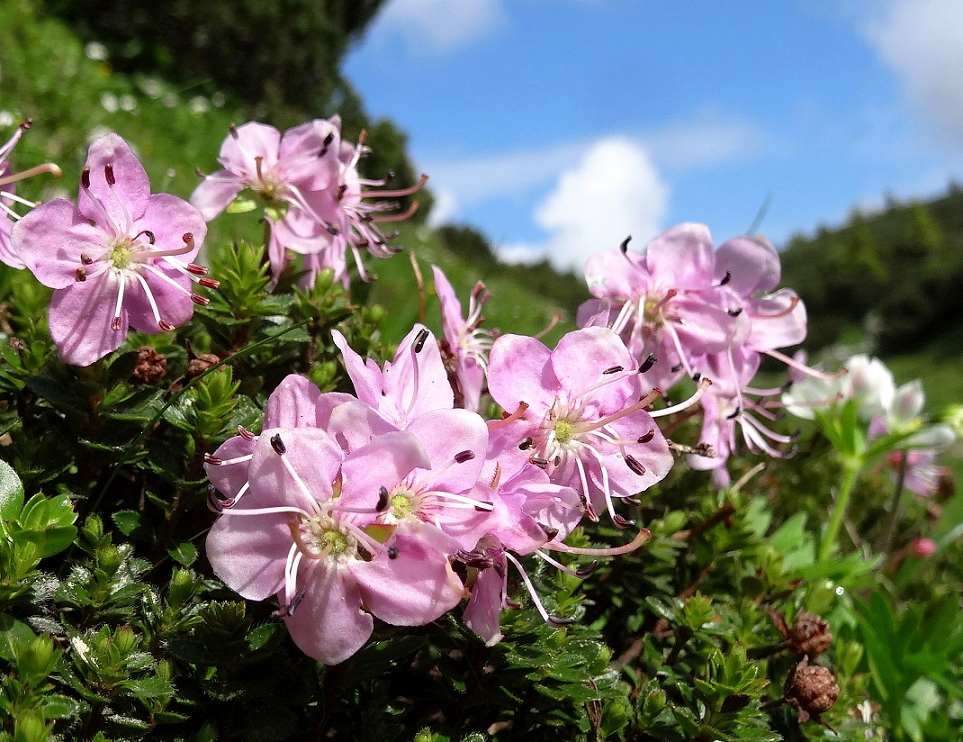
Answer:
xmin=121 ymin=675 xmax=175 ymax=700
xmin=0 ymin=458 xmax=24 ymax=521
xmin=41 ymin=694 xmax=84 ymax=720
xmin=112 ymin=510 xmax=142 ymax=536
xmin=0 ymin=614 xmax=37 ymax=663
xmin=167 ymin=541 xmax=197 ymax=567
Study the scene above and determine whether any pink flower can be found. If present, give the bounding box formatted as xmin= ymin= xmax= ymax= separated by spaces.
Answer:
xmin=579 ymin=224 xmax=744 ymax=393
xmin=432 ymin=265 xmax=493 ymax=411
xmin=486 ymin=327 xmax=673 ymax=524
xmin=206 ymin=427 xmax=464 ymax=665
xmin=331 ymin=325 xmax=453 ymax=433
xmin=0 ymin=120 xmax=62 ymax=268
xmin=192 ymin=119 xmax=426 ymax=288
xmin=12 ymin=134 xmax=213 ymax=366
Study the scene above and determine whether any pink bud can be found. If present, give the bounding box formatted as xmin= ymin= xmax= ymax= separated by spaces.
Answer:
xmin=911 ymin=537 xmax=937 ymax=558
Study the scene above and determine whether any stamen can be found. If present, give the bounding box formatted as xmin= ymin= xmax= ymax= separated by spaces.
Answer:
xmin=649 ymin=377 xmax=711 ymax=418
xmin=111 ymin=278 xmax=126 ymax=331
xmin=625 ymin=455 xmax=646 ymax=476
xmin=0 ymin=162 xmax=63 ymax=189
xmin=504 ymin=552 xmax=575 ymax=627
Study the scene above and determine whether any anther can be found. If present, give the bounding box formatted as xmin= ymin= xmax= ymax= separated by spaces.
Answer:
xmin=159 ymin=321 xmax=175 ymax=332
xmin=326 ymin=224 xmax=340 ymax=236
xmin=136 ymin=230 xmax=156 ymax=244
xmin=229 ymin=124 xmax=239 ymax=139
xmin=692 ymin=372 xmax=702 ymax=382
xmin=639 ymin=353 xmax=656 ymax=373
xmin=619 ymin=235 xmax=632 ymax=253
xmin=387 ymin=546 xmax=399 ymax=560
xmin=454 ymin=450 xmax=475 ymax=463
xmin=104 ymin=163 xmax=115 ymax=186
xmin=271 ymin=434 xmax=286 ymax=455
xmin=81 ymin=166 xmax=91 ymax=189
xmin=613 ymin=513 xmax=636 ymax=529
xmin=547 ymin=614 xmax=578 ymax=627
xmin=199 ymin=277 xmax=220 ymax=289
xmin=237 ymin=426 xmax=255 ymax=440
xmin=337 ymin=184 xmax=348 ymax=201
xmin=727 ymin=308 xmax=743 ymax=317
xmin=727 ymin=407 xmax=741 ymax=420
xmin=80 ymin=254 xmax=94 ymax=265
xmin=603 ymin=365 xmax=624 ymax=375
xmin=376 ymin=486 xmax=389 ymax=511
xmin=540 ymin=525 xmax=560 ymax=540
xmin=186 ymin=263 xmax=209 ymax=275
xmin=637 ymin=430 xmax=655 ymax=444
xmin=413 ymin=328 xmax=429 ymax=353
xmin=575 ymin=561 xmax=599 ymax=578
xmin=190 ymin=294 xmax=210 ymax=306
xmin=75 ymin=268 xmax=86 ymax=282
xmin=519 ymin=437 xmax=533 ymax=451
xmin=670 ymin=363 xmax=683 ymax=373
xmin=204 ymin=453 xmax=223 ymax=465
xmin=720 ymin=270 xmax=732 ymax=286
xmin=625 ymin=455 xmax=646 ymax=476
xmin=111 ymin=317 xmax=122 ymax=331
xmin=530 ymin=456 xmax=549 ymax=469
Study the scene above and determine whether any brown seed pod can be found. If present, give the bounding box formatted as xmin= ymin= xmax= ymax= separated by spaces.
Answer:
xmin=788 ymin=611 xmax=833 ymax=657
xmin=133 ymin=346 xmax=168 ymax=384
xmin=784 ymin=657 xmax=840 ymax=724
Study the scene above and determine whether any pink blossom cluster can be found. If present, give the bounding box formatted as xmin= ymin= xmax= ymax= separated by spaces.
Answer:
xmin=8 ymin=133 xmax=216 ymax=366
xmin=191 ymin=118 xmax=426 ymax=289
xmin=205 ymin=320 xmax=671 ymax=662
xmin=578 ymin=224 xmax=810 ymax=486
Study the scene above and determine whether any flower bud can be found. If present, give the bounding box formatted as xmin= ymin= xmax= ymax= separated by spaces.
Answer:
xmin=911 ymin=537 xmax=937 ymax=558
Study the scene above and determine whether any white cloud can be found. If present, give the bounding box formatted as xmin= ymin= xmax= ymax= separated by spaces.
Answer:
xmin=865 ymin=0 xmax=963 ymax=146
xmin=375 ymin=0 xmax=506 ymax=51
xmin=418 ymin=113 xmax=762 ymax=217
xmin=495 ymin=137 xmax=669 ymax=273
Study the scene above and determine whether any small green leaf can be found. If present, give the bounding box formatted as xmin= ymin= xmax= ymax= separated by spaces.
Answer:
xmin=112 ymin=510 xmax=142 ymax=536
xmin=168 ymin=542 xmax=197 ymax=567
xmin=42 ymin=694 xmax=84 ymax=720
xmin=0 ymin=613 xmax=37 ymax=663
xmin=0 ymin=459 xmax=24 ymax=521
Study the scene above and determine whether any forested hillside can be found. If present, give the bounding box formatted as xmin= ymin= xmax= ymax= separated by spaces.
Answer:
xmin=780 ymin=185 xmax=963 ymax=354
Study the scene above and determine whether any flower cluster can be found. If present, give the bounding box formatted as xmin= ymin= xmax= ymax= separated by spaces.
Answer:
xmin=784 ymin=353 xmax=956 ymax=497
xmin=191 ymin=118 xmax=426 ymax=289
xmin=10 ymin=134 xmax=215 ymax=366
xmin=205 ymin=319 xmax=668 ymax=659
xmin=578 ymin=224 xmax=810 ymax=486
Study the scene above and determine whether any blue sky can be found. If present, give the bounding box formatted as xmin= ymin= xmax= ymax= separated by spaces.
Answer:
xmin=344 ymin=0 xmax=963 ymax=272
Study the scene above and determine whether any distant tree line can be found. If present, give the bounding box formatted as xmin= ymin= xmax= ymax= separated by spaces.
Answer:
xmin=780 ymin=183 xmax=963 ymax=353
xmin=42 ymin=0 xmax=432 ymax=219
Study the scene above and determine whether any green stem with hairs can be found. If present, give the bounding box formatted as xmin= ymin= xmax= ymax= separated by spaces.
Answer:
xmin=818 ymin=456 xmax=863 ymax=562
